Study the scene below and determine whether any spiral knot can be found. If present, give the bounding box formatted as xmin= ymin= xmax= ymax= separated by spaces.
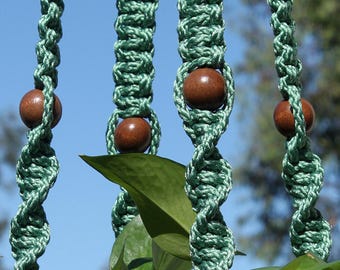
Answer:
xmin=10 ymin=1 xmax=63 ymax=269
xmin=34 ymin=0 xmax=64 ymax=91
xmin=175 ymin=0 xmax=236 ymax=268
xmin=268 ymin=0 xmax=332 ymax=260
xmin=108 ymin=0 xmax=161 ymax=236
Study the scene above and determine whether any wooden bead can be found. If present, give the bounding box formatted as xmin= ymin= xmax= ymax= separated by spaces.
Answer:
xmin=19 ymin=89 xmax=62 ymax=129
xmin=273 ymin=98 xmax=315 ymax=137
xmin=183 ymin=68 xmax=226 ymax=111
xmin=114 ymin=117 xmax=151 ymax=153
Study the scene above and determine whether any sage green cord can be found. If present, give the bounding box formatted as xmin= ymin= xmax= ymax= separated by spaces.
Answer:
xmin=10 ymin=1 xmax=64 ymax=269
xmin=106 ymin=0 xmax=161 ymax=237
xmin=174 ymin=1 xmax=235 ymax=269
xmin=268 ymin=0 xmax=332 ymax=260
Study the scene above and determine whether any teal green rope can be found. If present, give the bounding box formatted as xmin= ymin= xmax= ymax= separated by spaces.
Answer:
xmin=106 ymin=0 xmax=161 ymax=237
xmin=267 ymin=0 xmax=332 ymax=260
xmin=174 ymin=1 xmax=235 ymax=269
xmin=10 ymin=1 xmax=64 ymax=269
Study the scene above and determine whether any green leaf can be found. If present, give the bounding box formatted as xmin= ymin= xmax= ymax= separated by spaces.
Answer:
xmin=317 ymin=260 xmax=340 ymax=270
xmin=110 ymin=215 xmax=153 ymax=270
xmin=128 ymin=257 xmax=153 ymax=270
xmin=236 ymin=250 xmax=247 ymax=256
xmin=252 ymin=267 xmax=281 ymax=270
xmin=152 ymin=241 xmax=192 ymax=270
xmin=153 ymin=234 xmax=190 ymax=260
xmin=253 ymin=253 xmax=340 ymax=270
xmin=81 ymin=153 xmax=195 ymax=259
xmin=281 ymin=253 xmax=325 ymax=270
xmin=111 ymin=244 xmax=128 ymax=270
xmin=82 ymin=154 xmax=246 ymax=259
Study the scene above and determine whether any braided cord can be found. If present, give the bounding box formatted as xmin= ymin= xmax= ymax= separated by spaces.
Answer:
xmin=10 ymin=1 xmax=64 ymax=269
xmin=267 ymin=0 xmax=331 ymax=260
xmin=174 ymin=1 xmax=235 ymax=269
xmin=106 ymin=0 xmax=161 ymax=236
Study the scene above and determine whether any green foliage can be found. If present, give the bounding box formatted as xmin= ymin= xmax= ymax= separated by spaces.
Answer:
xmin=109 ymin=215 xmax=153 ymax=270
xmin=82 ymin=154 xmax=246 ymax=269
xmin=152 ymin=242 xmax=192 ymax=270
xmin=128 ymin=258 xmax=153 ymax=270
xmin=254 ymin=253 xmax=340 ymax=270
xmin=109 ymin=215 xmax=192 ymax=270
xmin=253 ymin=266 xmax=282 ymax=270
xmin=81 ymin=153 xmax=195 ymax=259
xmin=111 ymin=246 xmax=128 ymax=270
xmin=82 ymin=152 xmax=337 ymax=269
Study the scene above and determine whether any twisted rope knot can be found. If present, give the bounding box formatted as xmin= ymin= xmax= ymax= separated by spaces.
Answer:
xmin=282 ymin=142 xmax=331 ymax=259
xmin=290 ymin=208 xmax=332 ymax=259
xmin=178 ymin=2 xmax=224 ymax=64
xmin=117 ymin=0 xmax=157 ymax=15
xmin=182 ymin=110 xmax=226 ymax=147
xmin=283 ymin=146 xmax=322 ymax=205
xmin=114 ymin=93 xmax=153 ymax=117
xmin=175 ymin=0 xmax=235 ymax=268
xmin=178 ymin=29 xmax=225 ymax=64
xmin=11 ymin=124 xmax=60 ymax=270
xmin=11 ymin=208 xmax=49 ymax=270
xmin=268 ymin=0 xmax=332 ymax=260
xmin=108 ymin=0 xmax=160 ymax=236
xmin=114 ymin=52 xmax=154 ymax=76
xmin=10 ymin=1 xmax=63 ymax=268
xmin=111 ymin=188 xmax=139 ymax=236
xmin=186 ymin=150 xmax=231 ymax=211
xmin=34 ymin=1 xmax=63 ymax=90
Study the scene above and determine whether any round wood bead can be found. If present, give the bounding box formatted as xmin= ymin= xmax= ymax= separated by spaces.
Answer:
xmin=273 ymin=98 xmax=315 ymax=137
xmin=19 ymin=89 xmax=62 ymax=129
xmin=114 ymin=117 xmax=152 ymax=153
xmin=183 ymin=68 xmax=226 ymax=111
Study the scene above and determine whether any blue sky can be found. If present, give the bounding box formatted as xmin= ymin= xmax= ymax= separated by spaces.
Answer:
xmin=0 ymin=1 xmax=270 ymax=269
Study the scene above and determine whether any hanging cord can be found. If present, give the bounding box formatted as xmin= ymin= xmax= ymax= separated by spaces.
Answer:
xmin=267 ymin=0 xmax=332 ymax=260
xmin=106 ymin=0 xmax=161 ymax=237
xmin=10 ymin=0 xmax=64 ymax=269
xmin=174 ymin=1 xmax=235 ymax=269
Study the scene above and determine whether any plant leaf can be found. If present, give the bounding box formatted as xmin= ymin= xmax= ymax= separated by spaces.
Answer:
xmin=153 ymin=233 xmax=190 ymax=260
xmin=128 ymin=257 xmax=153 ymax=270
xmin=152 ymin=241 xmax=192 ymax=270
xmin=253 ymin=253 xmax=340 ymax=270
xmin=111 ymin=244 xmax=128 ymax=270
xmin=81 ymin=154 xmax=195 ymax=259
xmin=110 ymin=215 xmax=153 ymax=270
xmin=82 ymin=154 xmax=246 ymax=259
xmin=314 ymin=260 xmax=340 ymax=270
xmin=236 ymin=250 xmax=247 ymax=256
xmin=281 ymin=253 xmax=325 ymax=270
xmin=252 ymin=267 xmax=281 ymax=270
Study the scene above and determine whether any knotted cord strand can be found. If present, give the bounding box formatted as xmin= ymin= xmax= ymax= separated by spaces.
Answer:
xmin=174 ymin=1 xmax=236 ymax=269
xmin=267 ymin=0 xmax=332 ymax=260
xmin=106 ymin=0 xmax=161 ymax=237
xmin=10 ymin=1 xmax=64 ymax=269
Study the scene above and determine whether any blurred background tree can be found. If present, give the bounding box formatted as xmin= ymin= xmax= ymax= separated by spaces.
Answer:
xmin=0 ymin=112 xmax=25 ymax=270
xmin=231 ymin=0 xmax=340 ymax=263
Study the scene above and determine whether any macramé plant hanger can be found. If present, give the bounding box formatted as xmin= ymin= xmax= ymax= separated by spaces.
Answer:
xmin=10 ymin=0 xmax=339 ymax=270
xmin=10 ymin=0 xmax=64 ymax=269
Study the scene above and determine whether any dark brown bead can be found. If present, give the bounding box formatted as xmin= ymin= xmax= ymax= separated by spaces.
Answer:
xmin=19 ymin=89 xmax=62 ymax=129
xmin=183 ymin=68 xmax=226 ymax=111
xmin=114 ymin=117 xmax=152 ymax=153
xmin=273 ymin=98 xmax=315 ymax=137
